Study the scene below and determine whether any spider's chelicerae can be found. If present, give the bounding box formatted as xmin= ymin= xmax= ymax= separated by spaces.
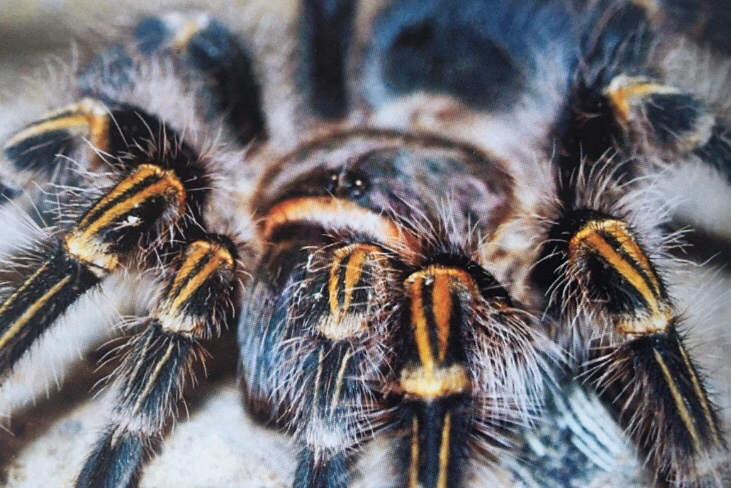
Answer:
xmin=0 ymin=0 xmax=730 ymax=486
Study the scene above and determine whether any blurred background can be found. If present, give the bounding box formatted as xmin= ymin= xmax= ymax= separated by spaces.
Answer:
xmin=0 ymin=0 xmax=99 ymax=87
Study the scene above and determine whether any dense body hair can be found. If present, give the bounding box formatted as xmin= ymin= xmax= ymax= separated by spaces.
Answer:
xmin=0 ymin=1 xmax=729 ymax=487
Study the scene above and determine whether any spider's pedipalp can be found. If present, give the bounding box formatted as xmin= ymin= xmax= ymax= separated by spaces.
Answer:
xmin=76 ymin=236 xmax=237 ymax=488
xmin=242 ymin=238 xmax=400 ymax=487
xmin=393 ymin=251 xmax=550 ymax=488
xmin=286 ymin=242 xmax=398 ymax=488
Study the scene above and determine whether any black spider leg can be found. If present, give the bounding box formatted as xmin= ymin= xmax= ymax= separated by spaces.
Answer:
xmin=603 ymin=74 xmax=731 ymax=247
xmin=289 ymin=243 xmax=397 ymax=488
xmin=298 ymin=0 xmax=358 ymax=119
xmin=393 ymin=253 xmax=545 ymax=488
xmin=75 ymin=235 xmax=237 ymax=488
xmin=540 ymin=208 xmax=726 ymax=486
xmin=80 ymin=12 xmax=266 ymax=145
xmin=553 ymin=0 xmax=656 ymax=195
xmin=0 ymin=108 xmax=208 ymax=378
xmin=0 ymin=98 xmax=133 ymax=219
xmin=1 ymin=12 xmax=266 ymax=215
xmin=0 ymin=97 xmax=185 ymax=230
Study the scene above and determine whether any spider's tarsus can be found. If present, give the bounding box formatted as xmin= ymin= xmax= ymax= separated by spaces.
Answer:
xmin=75 ymin=427 xmax=146 ymax=488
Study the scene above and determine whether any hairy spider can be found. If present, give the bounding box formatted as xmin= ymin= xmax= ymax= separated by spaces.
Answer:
xmin=0 ymin=0 xmax=729 ymax=487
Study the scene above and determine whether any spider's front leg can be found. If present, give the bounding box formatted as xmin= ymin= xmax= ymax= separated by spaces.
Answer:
xmin=242 ymin=235 xmax=402 ymax=488
xmin=541 ymin=207 xmax=726 ymax=486
xmin=75 ymin=235 xmax=237 ymax=488
xmin=393 ymin=252 xmax=547 ymax=488
xmin=0 ymin=111 xmax=208 ymax=378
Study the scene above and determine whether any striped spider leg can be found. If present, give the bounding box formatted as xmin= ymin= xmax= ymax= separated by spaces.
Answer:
xmin=0 ymin=96 xmax=245 ymax=488
xmin=540 ymin=199 xmax=725 ymax=486
xmin=0 ymin=9 xmax=263 ymax=221
xmin=0 ymin=109 xmax=210 ymax=378
xmin=251 ymin=240 xmax=399 ymax=488
xmin=526 ymin=4 xmax=730 ymax=484
xmin=0 ymin=12 xmax=265 ymax=488
xmin=76 ymin=234 xmax=238 ymax=488
xmin=392 ymin=244 xmax=548 ymax=488
xmin=603 ymin=73 xmax=731 ymax=244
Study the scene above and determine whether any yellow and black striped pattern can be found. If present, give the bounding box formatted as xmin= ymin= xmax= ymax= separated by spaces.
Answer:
xmin=3 ymin=98 xmax=110 ymax=168
xmin=0 ymin=245 xmax=100 ymax=373
xmin=63 ymin=163 xmax=186 ymax=273
xmin=652 ymin=337 xmax=722 ymax=451
xmin=156 ymin=240 xmax=236 ymax=336
xmin=318 ymin=243 xmax=389 ymax=340
xmin=0 ymin=263 xmax=73 ymax=352
xmin=400 ymin=265 xmax=473 ymax=401
xmin=0 ymin=163 xmax=191 ymax=374
xmin=568 ymin=217 xmax=672 ymax=335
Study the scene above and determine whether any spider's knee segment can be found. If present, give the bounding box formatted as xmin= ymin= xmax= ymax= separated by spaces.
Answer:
xmin=2 ymin=98 xmax=111 ymax=175
xmin=0 ymin=160 xmax=190 ymax=375
xmin=546 ymin=208 xmax=725 ymax=483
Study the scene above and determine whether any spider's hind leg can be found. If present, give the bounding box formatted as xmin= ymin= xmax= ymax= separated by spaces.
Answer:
xmin=80 ymin=11 xmax=267 ymax=145
xmin=603 ymin=74 xmax=731 ymax=244
xmin=75 ymin=235 xmax=238 ymax=488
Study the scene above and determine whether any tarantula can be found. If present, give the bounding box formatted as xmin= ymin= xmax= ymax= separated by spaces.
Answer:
xmin=0 ymin=0 xmax=729 ymax=486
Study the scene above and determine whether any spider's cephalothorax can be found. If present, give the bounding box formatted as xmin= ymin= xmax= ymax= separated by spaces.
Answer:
xmin=0 ymin=0 xmax=729 ymax=487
